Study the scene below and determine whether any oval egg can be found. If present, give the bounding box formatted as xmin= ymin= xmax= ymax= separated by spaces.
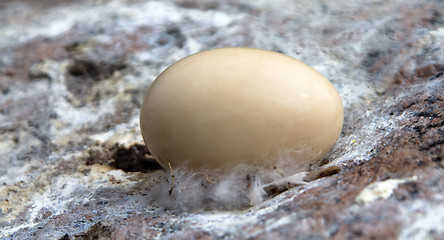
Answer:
xmin=140 ymin=47 xmax=343 ymax=172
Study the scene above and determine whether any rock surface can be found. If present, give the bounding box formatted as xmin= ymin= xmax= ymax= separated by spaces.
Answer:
xmin=0 ymin=0 xmax=443 ymax=239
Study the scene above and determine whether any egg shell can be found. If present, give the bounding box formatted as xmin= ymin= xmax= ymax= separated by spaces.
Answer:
xmin=140 ymin=47 xmax=343 ymax=172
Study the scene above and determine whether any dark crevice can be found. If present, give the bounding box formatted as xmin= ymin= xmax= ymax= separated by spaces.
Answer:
xmin=85 ymin=143 xmax=162 ymax=173
xmin=414 ymin=110 xmax=439 ymax=118
xmin=67 ymin=59 xmax=126 ymax=79
xmin=111 ymin=144 xmax=163 ymax=173
xmin=58 ymin=234 xmax=70 ymax=240
xmin=75 ymin=222 xmax=112 ymax=240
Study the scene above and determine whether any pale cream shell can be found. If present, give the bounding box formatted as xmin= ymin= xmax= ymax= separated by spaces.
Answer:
xmin=140 ymin=48 xmax=343 ymax=172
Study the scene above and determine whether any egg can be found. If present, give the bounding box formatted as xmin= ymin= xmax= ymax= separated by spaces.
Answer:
xmin=140 ymin=47 xmax=343 ymax=172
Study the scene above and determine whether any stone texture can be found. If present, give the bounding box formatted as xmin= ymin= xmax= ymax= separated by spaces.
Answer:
xmin=0 ymin=0 xmax=443 ymax=239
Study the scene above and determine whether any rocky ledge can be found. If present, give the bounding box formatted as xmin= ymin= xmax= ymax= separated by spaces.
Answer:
xmin=0 ymin=0 xmax=443 ymax=239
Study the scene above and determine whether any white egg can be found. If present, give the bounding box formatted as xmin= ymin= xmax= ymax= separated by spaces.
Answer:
xmin=140 ymin=48 xmax=343 ymax=172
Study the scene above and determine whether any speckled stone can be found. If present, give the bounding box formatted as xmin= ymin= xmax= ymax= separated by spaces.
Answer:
xmin=0 ymin=0 xmax=443 ymax=239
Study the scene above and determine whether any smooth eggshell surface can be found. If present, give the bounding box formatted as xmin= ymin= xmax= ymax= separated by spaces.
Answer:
xmin=140 ymin=48 xmax=343 ymax=172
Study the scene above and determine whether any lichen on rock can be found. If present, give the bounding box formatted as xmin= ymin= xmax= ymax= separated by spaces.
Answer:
xmin=0 ymin=0 xmax=443 ymax=239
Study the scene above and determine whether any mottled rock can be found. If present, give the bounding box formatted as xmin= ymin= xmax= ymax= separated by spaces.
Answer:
xmin=0 ymin=0 xmax=443 ymax=239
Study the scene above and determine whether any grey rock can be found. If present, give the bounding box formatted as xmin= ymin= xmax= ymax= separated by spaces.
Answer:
xmin=0 ymin=0 xmax=443 ymax=239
